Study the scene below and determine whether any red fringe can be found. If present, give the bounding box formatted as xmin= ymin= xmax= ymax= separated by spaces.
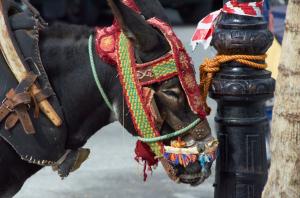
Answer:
xmin=135 ymin=140 xmax=158 ymax=181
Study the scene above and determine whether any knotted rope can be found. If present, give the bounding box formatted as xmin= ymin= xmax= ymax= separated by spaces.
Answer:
xmin=199 ymin=54 xmax=267 ymax=114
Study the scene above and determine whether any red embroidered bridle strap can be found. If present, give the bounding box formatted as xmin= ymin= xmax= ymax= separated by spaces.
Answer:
xmin=147 ymin=18 xmax=206 ymax=118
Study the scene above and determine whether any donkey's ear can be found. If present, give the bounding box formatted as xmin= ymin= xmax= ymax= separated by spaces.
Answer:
xmin=134 ymin=0 xmax=170 ymax=23
xmin=107 ymin=0 xmax=169 ymax=53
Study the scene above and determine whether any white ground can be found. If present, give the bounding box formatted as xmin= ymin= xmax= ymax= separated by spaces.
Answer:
xmin=15 ymin=27 xmax=218 ymax=198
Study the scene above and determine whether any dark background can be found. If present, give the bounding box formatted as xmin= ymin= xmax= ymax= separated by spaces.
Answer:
xmin=27 ymin=0 xmax=223 ymax=26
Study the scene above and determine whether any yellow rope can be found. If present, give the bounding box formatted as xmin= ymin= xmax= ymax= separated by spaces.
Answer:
xmin=199 ymin=54 xmax=267 ymax=115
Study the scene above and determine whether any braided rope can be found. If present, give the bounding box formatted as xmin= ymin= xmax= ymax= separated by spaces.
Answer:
xmin=88 ymin=35 xmax=114 ymax=112
xmin=137 ymin=118 xmax=201 ymax=143
xmin=200 ymin=54 xmax=267 ymax=114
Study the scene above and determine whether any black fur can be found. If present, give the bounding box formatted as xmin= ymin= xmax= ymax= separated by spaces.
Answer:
xmin=0 ymin=21 xmax=139 ymax=198
xmin=0 ymin=0 xmax=197 ymax=196
xmin=39 ymin=23 xmax=137 ymax=149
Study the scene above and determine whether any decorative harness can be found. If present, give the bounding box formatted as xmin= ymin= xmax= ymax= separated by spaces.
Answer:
xmin=90 ymin=18 xmax=206 ymax=160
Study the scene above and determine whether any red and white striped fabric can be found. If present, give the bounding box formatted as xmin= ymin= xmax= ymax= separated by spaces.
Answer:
xmin=191 ymin=0 xmax=264 ymax=50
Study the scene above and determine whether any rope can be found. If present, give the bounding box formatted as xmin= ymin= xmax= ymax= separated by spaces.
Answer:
xmin=199 ymin=54 xmax=267 ymax=114
xmin=88 ymin=35 xmax=114 ymax=112
xmin=137 ymin=118 xmax=201 ymax=143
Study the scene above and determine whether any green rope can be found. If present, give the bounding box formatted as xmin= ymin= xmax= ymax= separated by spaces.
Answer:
xmin=88 ymin=35 xmax=114 ymax=112
xmin=137 ymin=118 xmax=201 ymax=143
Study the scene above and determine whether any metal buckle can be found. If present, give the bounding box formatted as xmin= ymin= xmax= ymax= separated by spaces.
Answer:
xmin=1 ymin=98 xmax=13 ymax=112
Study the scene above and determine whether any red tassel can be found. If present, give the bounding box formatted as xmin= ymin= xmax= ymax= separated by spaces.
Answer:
xmin=135 ymin=140 xmax=158 ymax=181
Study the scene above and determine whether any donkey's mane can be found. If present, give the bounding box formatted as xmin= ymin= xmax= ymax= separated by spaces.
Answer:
xmin=41 ymin=22 xmax=92 ymax=39
xmin=39 ymin=22 xmax=94 ymax=79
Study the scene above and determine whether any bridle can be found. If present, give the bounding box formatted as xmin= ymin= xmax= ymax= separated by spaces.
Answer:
xmin=86 ymin=0 xmax=218 ymax=182
xmin=88 ymin=34 xmax=201 ymax=143
xmin=90 ymin=17 xmax=208 ymax=165
xmin=89 ymin=16 xmax=213 ymax=182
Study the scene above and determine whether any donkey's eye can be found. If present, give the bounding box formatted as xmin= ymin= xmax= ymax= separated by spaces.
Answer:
xmin=163 ymin=90 xmax=179 ymax=98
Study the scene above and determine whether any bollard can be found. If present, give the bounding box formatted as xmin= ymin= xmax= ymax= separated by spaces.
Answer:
xmin=210 ymin=0 xmax=275 ymax=197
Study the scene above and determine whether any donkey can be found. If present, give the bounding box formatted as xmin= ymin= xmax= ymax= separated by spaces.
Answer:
xmin=0 ymin=0 xmax=214 ymax=197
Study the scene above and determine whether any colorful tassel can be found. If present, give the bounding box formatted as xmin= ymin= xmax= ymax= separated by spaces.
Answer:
xmin=163 ymin=152 xmax=198 ymax=167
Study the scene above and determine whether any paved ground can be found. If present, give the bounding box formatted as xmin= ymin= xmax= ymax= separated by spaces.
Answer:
xmin=15 ymin=27 xmax=218 ymax=198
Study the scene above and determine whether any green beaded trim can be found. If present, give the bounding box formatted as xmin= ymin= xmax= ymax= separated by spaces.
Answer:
xmin=118 ymin=33 xmax=163 ymax=156
xmin=152 ymin=58 xmax=177 ymax=78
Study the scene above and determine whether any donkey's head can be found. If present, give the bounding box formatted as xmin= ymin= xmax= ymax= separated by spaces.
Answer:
xmin=108 ymin=0 xmax=216 ymax=185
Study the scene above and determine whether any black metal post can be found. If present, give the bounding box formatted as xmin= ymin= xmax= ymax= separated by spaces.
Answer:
xmin=211 ymin=1 xmax=275 ymax=197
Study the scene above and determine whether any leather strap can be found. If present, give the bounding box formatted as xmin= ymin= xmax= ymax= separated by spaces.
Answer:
xmin=0 ymin=98 xmax=11 ymax=121
xmin=4 ymin=113 xmax=19 ymax=130
xmin=0 ymin=72 xmax=38 ymax=134
xmin=5 ymin=90 xmax=31 ymax=108
xmin=15 ymin=105 xmax=35 ymax=134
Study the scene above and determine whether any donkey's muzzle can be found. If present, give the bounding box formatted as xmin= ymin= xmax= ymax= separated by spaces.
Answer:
xmin=189 ymin=119 xmax=211 ymax=141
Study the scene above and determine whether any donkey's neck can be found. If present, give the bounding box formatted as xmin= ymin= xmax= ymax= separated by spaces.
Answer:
xmin=38 ymin=23 xmax=119 ymax=148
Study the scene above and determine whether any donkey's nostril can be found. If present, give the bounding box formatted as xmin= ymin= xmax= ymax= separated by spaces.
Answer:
xmin=189 ymin=119 xmax=211 ymax=141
